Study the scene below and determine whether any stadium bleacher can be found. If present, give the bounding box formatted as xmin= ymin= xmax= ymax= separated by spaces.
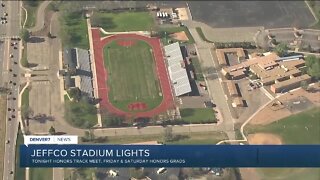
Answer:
xmin=164 ymin=42 xmax=191 ymax=96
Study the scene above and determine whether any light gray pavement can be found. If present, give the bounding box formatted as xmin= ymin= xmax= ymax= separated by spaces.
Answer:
xmin=186 ymin=27 xmax=235 ymax=139
xmin=87 ymin=17 xmax=103 ymax=127
xmin=182 ymin=20 xmax=263 ymax=43
xmin=0 ymin=40 xmax=7 ymax=87
xmin=27 ymin=40 xmax=49 ymax=69
xmin=28 ymin=1 xmax=52 ymax=33
xmin=234 ymin=79 xmax=271 ymax=124
xmin=94 ymin=123 xmax=225 ymax=136
xmin=21 ymin=1 xmax=235 ymax=141
xmin=1 ymin=1 xmax=22 ymax=180
xmin=0 ymin=1 xmax=21 ymax=37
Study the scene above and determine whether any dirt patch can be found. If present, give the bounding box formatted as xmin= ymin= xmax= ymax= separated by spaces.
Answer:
xmin=250 ymin=83 xmax=320 ymax=125
xmin=240 ymin=168 xmax=260 ymax=180
xmin=169 ymin=31 xmax=189 ymax=41
xmin=250 ymin=102 xmax=292 ymax=125
xmin=176 ymin=8 xmax=189 ymax=20
xmin=248 ymin=133 xmax=282 ymax=145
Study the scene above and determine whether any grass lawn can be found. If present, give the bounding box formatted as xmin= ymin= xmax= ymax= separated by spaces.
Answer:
xmin=307 ymin=1 xmax=320 ymax=29
xmin=160 ymin=26 xmax=195 ymax=45
xmin=64 ymin=100 xmax=98 ymax=129
xmin=21 ymin=87 xmax=29 ymax=107
xmin=245 ymin=108 xmax=320 ymax=180
xmin=29 ymin=168 xmax=52 ymax=180
xmin=21 ymin=43 xmax=29 ymax=67
xmin=180 ymin=108 xmax=217 ymax=124
xmin=166 ymin=131 xmax=227 ymax=145
xmin=245 ymin=108 xmax=320 ymax=144
xmin=23 ymin=1 xmax=41 ymax=29
xmin=0 ymin=96 xmax=6 ymax=180
xmin=14 ymin=127 xmax=25 ymax=180
xmin=255 ymin=168 xmax=320 ymax=180
xmin=92 ymin=11 xmax=154 ymax=32
xmin=21 ymin=87 xmax=29 ymax=120
xmin=195 ymin=27 xmax=213 ymax=43
xmin=104 ymin=40 xmax=162 ymax=112
xmin=190 ymin=57 xmax=204 ymax=81
xmin=87 ymin=131 xmax=228 ymax=145
xmin=60 ymin=11 xmax=89 ymax=49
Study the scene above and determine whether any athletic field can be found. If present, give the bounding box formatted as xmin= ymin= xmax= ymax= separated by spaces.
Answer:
xmin=103 ymin=40 xmax=162 ymax=111
xmin=91 ymin=29 xmax=174 ymax=117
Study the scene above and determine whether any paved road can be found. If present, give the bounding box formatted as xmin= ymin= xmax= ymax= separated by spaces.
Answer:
xmin=0 ymin=1 xmax=22 ymax=180
xmin=181 ymin=21 xmax=235 ymax=139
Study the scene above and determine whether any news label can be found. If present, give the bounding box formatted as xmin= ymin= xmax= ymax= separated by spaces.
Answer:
xmin=24 ymin=135 xmax=78 ymax=146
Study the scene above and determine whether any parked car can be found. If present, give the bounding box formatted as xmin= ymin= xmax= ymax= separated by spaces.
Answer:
xmin=108 ymin=170 xmax=119 ymax=177
xmin=157 ymin=167 xmax=167 ymax=174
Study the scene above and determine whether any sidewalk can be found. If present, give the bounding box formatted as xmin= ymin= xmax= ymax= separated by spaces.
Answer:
xmin=87 ymin=18 xmax=102 ymax=127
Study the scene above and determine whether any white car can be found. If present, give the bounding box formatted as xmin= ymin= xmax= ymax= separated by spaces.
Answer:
xmin=157 ymin=167 xmax=167 ymax=174
xmin=108 ymin=169 xmax=118 ymax=177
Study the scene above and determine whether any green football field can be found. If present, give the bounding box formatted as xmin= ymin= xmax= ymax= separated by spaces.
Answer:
xmin=103 ymin=40 xmax=162 ymax=112
xmin=245 ymin=108 xmax=320 ymax=180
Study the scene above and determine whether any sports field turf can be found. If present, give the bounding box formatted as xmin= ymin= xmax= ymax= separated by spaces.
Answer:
xmin=104 ymin=40 xmax=162 ymax=112
xmin=245 ymin=108 xmax=320 ymax=180
xmin=245 ymin=107 xmax=320 ymax=144
xmin=93 ymin=12 xmax=154 ymax=32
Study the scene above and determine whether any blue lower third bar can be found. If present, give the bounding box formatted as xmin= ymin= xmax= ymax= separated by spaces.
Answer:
xmin=20 ymin=145 xmax=320 ymax=167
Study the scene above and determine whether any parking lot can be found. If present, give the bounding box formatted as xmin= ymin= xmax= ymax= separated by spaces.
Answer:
xmin=28 ymin=81 xmax=54 ymax=134
xmin=27 ymin=37 xmax=50 ymax=68
xmin=223 ymin=78 xmax=270 ymax=122
xmin=188 ymin=1 xmax=315 ymax=28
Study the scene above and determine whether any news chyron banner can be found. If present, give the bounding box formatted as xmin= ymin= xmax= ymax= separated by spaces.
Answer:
xmin=21 ymin=136 xmax=320 ymax=167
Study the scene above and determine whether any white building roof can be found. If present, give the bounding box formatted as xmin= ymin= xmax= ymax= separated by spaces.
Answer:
xmin=164 ymin=42 xmax=191 ymax=96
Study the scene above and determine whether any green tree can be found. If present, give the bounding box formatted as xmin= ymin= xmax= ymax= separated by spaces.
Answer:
xmin=21 ymin=106 xmax=33 ymax=120
xmin=25 ymin=0 xmax=40 ymax=7
xmin=20 ymin=29 xmax=30 ymax=42
xmin=270 ymin=38 xmax=277 ymax=45
xmin=308 ymin=0 xmax=315 ymax=8
xmin=129 ymin=168 xmax=146 ymax=179
xmin=68 ymin=88 xmax=81 ymax=102
xmin=47 ymin=32 xmax=53 ymax=38
xmin=0 ymin=87 xmax=10 ymax=94
xmin=100 ymin=109 xmax=125 ymax=127
xmin=49 ymin=126 xmax=56 ymax=135
xmin=274 ymin=43 xmax=288 ymax=57
xmin=305 ymin=55 xmax=320 ymax=80
xmin=48 ymin=2 xmax=59 ymax=12
xmin=84 ymin=129 xmax=95 ymax=141
xmin=163 ymin=126 xmax=173 ymax=142
xmin=301 ymin=81 xmax=309 ymax=91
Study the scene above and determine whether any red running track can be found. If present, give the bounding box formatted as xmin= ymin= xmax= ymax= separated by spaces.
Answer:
xmin=91 ymin=28 xmax=174 ymax=118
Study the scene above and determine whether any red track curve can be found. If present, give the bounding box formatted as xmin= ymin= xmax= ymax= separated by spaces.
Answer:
xmin=91 ymin=28 xmax=174 ymax=118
